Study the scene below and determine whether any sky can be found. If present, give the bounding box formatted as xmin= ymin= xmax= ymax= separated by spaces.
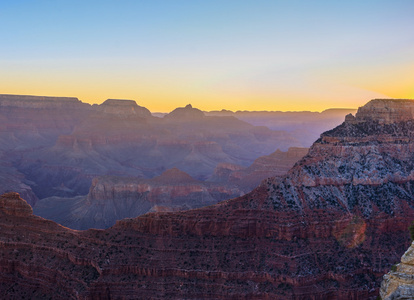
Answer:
xmin=0 ymin=0 xmax=413 ymax=112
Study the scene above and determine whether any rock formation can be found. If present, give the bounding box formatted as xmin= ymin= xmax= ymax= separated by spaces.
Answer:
xmin=355 ymin=99 xmax=414 ymax=124
xmin=209 ymin=147 xmax=308 ymax=192
xmin=1 ymin=98 xmax=414 ymax=299
xmin=163 ymin=103 xmax=205 ymax=120
xmin=94 ymin=99 xmax=152 ymax=117
xmin=34 ymin=168 xmax=243 ymax=230
xmin=380 ymin=241 xmax=414 ymax=299
xmin=0 ymin=94 xmax=302 ymax=201
xmin=33 ymin=148 xmax=307 ymax=230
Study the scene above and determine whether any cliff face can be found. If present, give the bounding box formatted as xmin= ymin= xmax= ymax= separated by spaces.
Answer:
xmin=355 ymin=99 xmax=414 ymax=124
xmin=1 ymin=98 xmax=414 ymax=299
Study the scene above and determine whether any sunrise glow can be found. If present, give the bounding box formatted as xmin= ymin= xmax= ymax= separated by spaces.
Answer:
xmin=1 ymin=0 xmax=413 ymax=112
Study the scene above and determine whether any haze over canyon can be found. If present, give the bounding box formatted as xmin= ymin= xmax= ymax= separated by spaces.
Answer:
xmin=2 ymin=95 xmax=414 ymax=299
xmin=0 ymin=94 xmax=352 ymax=228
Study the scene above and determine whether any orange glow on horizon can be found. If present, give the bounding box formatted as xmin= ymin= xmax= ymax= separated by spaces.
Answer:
xmin=1 ymin=59 xmax=412 ymax=113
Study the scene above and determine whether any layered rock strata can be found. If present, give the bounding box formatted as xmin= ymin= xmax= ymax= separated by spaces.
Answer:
xmin=0 ymin=99 xmax=413 ymax=299
xmin=355 ymin=99 xmax=414 ymax=124
xmin=34 ymin=168 xmax=243 ymax=230
xmin=33 ymin=148 xmax=307 ymax=230
xmin=1 ymin=95 xmax=302 ymax=201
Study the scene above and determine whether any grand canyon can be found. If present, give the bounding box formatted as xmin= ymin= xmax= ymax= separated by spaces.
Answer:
xmin=1 ymin=96 xmax=414 ymax=299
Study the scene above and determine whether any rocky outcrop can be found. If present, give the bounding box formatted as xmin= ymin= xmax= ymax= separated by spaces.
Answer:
xmin=164 ymin=104 xmax=205 ymax=120
xmin=34 ymin=168 xmax=243 ymax=229
xmin=355 ymin=99 xmax=414 ymax=124
xmin=0 ymin=192 xmax=32 ymax=216
xmin=94 ymin=99 xmax=152 ymax=117
xmin=380 ymin=241 xmax=414 ymax=299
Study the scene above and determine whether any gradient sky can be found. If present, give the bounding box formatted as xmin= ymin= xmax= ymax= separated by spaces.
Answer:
xmin=1 ymin=0 xmax=413 ymax=112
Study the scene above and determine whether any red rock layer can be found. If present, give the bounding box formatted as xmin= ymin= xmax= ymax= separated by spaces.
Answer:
xmin=2 ymin=99 xmax=414 ymax=299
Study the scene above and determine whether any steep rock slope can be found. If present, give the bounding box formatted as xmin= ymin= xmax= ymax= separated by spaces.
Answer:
xmin=1 ymin=99 xmax=414 ymax=299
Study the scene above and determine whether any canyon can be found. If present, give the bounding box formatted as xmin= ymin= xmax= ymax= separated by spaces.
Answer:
xmin=33 ymin=147 xmax=307 ymax=230
xmin=0 ymin=94 xmax=311 ymax=204
xmin=1 ymin=98 xmax=413 ymax=298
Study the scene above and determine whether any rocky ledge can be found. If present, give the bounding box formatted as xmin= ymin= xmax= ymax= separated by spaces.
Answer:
xmin=353 ymin=99 xmax=414 ymax=124
xmin=0 ymin=192 xmax=33 ymax=216
xmin=381 ymin=241 xmax=414 ymax=299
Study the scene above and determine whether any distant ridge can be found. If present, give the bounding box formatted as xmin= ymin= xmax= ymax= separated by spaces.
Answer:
xmin=153 ymin=168 xmax=199 ymax=184
xmin=0 ymin=94 xmax=84 ymax=108
xmin=164 ymin=103 xmax=205 ymax=120
xmin=101 ymin=99 xmax=138 ymax=106
xmin=0 ymin=94 xmax=80 ymax=102
xmin=95 ymin=99 xmax=152 ymax=117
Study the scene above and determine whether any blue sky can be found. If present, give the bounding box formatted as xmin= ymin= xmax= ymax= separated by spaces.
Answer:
xmin=1 ymin=0 xmax=413 ymax=111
